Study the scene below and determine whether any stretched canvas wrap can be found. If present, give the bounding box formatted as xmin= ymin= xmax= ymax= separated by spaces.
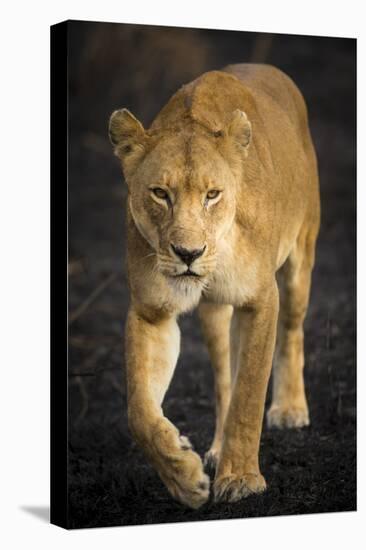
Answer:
xmin=51 ymin=20 xmax=356 ymax=529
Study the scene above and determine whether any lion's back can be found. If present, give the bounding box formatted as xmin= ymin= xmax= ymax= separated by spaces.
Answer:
xmin=224 ymin=63 xmax=310 ymax=142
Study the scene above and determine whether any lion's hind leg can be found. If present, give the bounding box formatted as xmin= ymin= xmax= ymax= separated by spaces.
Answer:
xmin=267 ymin=225 xmax=318 ymax=429
xmin=198 ymin=303 xmax=232 ymax=472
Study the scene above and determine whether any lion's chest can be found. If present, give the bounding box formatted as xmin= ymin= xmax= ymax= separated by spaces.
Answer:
xmin=203 ymin=253 xmax=259 ymax=307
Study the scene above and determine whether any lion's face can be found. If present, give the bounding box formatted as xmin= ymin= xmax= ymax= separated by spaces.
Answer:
xmin=128 ymin=134 xmax=238 ymax=286
xmin=109 ymin=108 xmax=251 ymax=289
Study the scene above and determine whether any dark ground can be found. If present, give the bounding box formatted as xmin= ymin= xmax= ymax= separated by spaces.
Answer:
xmin=67 ymin=22 xmax=356 ymax=528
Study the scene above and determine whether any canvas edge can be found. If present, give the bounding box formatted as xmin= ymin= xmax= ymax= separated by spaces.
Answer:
xmin=50 ymin=20 xmax=69 ymax=530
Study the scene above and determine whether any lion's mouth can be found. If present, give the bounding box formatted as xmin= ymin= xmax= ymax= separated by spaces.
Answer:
xmin=173 ymin=269 xmax=202 ymax=279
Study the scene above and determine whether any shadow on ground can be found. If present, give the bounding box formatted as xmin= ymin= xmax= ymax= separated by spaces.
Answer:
xmin=21 ymin=506 xmax=50 ymax=523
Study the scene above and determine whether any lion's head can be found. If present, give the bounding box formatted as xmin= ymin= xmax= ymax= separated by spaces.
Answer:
xmin=109 ymin=104 xmax=252 ymax=291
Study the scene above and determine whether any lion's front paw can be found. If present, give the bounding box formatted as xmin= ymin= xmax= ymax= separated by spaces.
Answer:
xmin=213 ymin=472 xmax=266 ymax=503
xmin=159 ymin=448 xmax=210 ymax=509
xmin=267 ymin=404 xmax=310 ymax=429
xmin=147 ymin=419 xmax=210 ymax=508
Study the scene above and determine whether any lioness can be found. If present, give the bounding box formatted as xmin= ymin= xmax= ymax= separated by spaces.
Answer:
xmin=109 ymin=64 xmax=320 ymax=509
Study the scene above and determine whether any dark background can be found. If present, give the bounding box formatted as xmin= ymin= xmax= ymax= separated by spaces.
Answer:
xmin=67 ymin=21 xmax=356 ymax=528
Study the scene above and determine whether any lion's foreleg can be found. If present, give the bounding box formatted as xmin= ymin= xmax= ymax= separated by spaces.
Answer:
xmin=198 ymin=303 xmax=232 ymax=471
xmin=126 ymin=307 xmax=209 ymax=509
xmin=214 ymin=282 xmax=279 ymax=502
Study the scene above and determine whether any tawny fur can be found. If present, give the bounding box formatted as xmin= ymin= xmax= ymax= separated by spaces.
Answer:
xmin=109 ymin=64 xmax=320 ymax=508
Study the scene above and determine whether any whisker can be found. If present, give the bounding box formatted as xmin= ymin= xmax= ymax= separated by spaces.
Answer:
xmin=129 ymin=251 xmax=157 ymax=269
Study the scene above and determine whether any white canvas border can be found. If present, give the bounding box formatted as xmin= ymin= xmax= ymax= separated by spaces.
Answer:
xmin=0 ymin=1 xmax=362 ymax=548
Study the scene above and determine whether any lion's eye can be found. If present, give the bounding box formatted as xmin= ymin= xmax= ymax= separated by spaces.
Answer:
xmin=206 ymin=190 xmax=221 ymax=201
xmin=152 ymin=187 xmax=169 ymax=200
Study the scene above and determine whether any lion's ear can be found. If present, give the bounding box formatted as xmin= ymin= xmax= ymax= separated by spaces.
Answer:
xmin=227 ymin=109 xmax=252 ymax=154
xmin=109 ymin=109 xmax=146 ymax=173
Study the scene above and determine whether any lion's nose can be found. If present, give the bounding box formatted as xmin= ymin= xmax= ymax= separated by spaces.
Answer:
xmin=171 ymin=244 xmax=206 ymax=266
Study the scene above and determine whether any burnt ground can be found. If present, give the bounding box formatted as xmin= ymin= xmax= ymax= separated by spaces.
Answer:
xmin=67 ymin=22 xmax=356 ymax=528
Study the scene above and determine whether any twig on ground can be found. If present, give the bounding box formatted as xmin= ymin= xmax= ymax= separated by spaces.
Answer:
xmin=69 ymin=272 xmax=117 ymax=325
